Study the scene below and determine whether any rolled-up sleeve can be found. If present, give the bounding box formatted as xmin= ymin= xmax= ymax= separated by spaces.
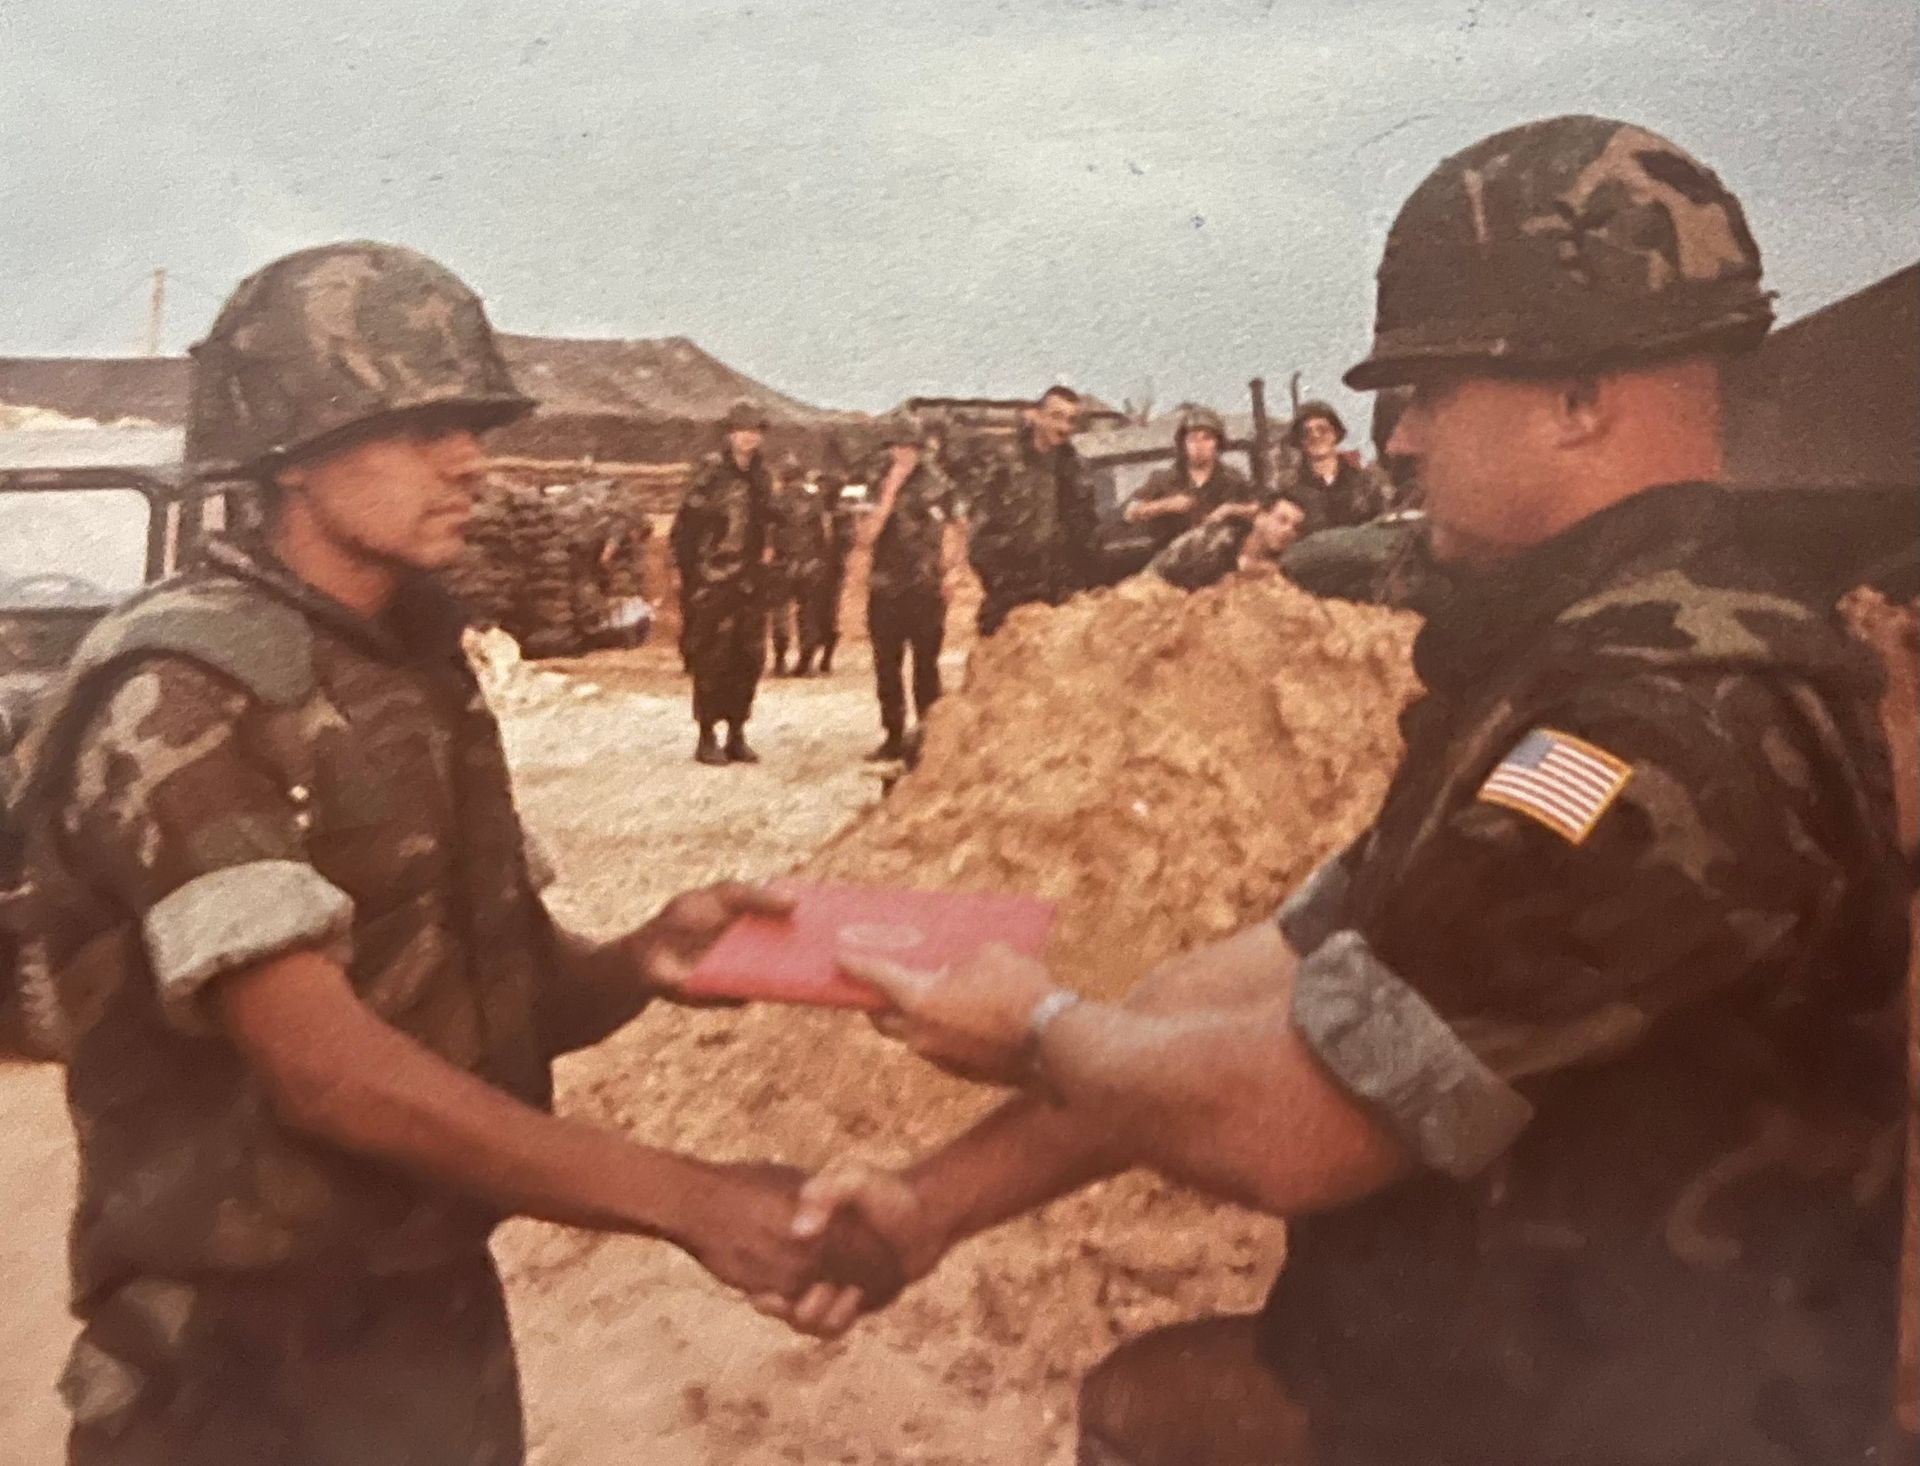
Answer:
xmin=61 ymin=658 xmax=355 ymax=1035
xmin=1273 ymin=843 xmax=1360 ymax=956
xmin=1290 ymin=929 xmax=1534 ymax=1178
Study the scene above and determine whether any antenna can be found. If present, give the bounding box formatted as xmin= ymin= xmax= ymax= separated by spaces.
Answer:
xmin=142 ymin=268 xmax=167 ymax=355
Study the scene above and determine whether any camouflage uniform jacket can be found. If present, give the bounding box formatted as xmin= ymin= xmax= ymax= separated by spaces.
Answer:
xmin=1283 ymin=456 xmax=1385 ymax=536
xmin=1124 ymin=460 xmax=1259 ymax=554
xmin=966 ymin=429 xmax=1096 ymax=612
xmin=767 ymin=484 xmax=833 ymax=584
xmin=868 ymin=463 xmax=951 ymax=603
xmin=13 ymin=540 xmax=562 ymax=1309
xmin=1147 ymin=517 xmax=1253 ymax=592
xmin=1259 ymin=482 xmax=1908 ymax=1465
xmin=670 ymin=451 xmax=772 ymax=595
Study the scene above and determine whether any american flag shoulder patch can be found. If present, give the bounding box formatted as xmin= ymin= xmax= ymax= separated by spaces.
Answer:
xmin=1477 ymin=727 xmax=1634 ymax=845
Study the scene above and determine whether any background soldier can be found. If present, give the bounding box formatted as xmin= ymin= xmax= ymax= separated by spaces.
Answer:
xmin=765 ymin=455 xmax=812 ymax=676
xmin=7 ymin=244 xmax=891 ymax=1466
xmin=806 ymin=474 xmax=857 ymax=676
xmin=670 ymin=401 xmax=775 ymax=764
xmin=863 ymin=415 xmax=951 ymax=760
xmin=1280 ymin=399 xmax=1386 ymax=535
xmin=778 ymin=116 xmax=1910 ymax=1466
xmin=1149 ymin=495 xmax=1306 ymax=593
xmin=966 ymin=384 xmax=1097 ymax=636
xmin=1122 ymin=405 xmax=1259 ymax=553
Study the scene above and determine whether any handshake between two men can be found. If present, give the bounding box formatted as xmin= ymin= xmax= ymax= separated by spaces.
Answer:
xmin=683 ymin=902 xmax=1384 ymax=1342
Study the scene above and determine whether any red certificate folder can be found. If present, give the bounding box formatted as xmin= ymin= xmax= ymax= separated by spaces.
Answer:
xmin=683 ymin=882 xmax=1056 ymax=1009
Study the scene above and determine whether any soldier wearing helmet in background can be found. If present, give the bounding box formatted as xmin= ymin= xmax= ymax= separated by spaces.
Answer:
xmin=774 ymin=117 xmax=1910 ymax=1466
xmin=671 ymin=401 xmax=775 ymax=763
xmin=7 ymin=244 xmax=890 ymax=1466
xmin=1278 ymin=400 xmax=1386 ymax=536
xmin=764 ymin=454 xmax=814 ymax=677
xmin=808 ymin=472 xmax=858 ymax=675
xmin=863 ymin=414 xmax=952 ymax=761
xmin=1121 ymin=404 xmax=1260 ymax=554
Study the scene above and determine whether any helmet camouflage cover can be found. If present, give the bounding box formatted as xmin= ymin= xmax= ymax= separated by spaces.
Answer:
xmin=186 ymin=241 xmax=532 ymax=481
xmin=1347 ymin=115 xmax=1774 ymax=390
xmin=1175 ymin=404 xmax=1228 ymax=444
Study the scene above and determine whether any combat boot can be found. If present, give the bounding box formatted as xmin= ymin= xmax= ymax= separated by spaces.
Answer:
xmin=724 ymin=726 xmax=760 ymax=764
xmin=695 ymin=726 xmax=727 ymax=766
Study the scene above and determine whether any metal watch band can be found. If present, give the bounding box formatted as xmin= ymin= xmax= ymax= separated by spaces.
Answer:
xmin=1022 ymin=989 xmax=1083 ymax=1104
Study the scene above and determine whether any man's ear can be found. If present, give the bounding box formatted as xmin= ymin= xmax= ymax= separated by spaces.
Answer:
xmin=1556 ymin=375 xmax=1611 ymax=448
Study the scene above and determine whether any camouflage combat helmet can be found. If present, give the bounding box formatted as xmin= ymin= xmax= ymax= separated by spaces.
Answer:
xmin=1346 ymin=115 xmax=1774 ymax=390
xmin=1288 ymin=399 xmax=1347 ymax=445
xmin=186 ymin=241 xmax=533 ymax=481
xmin=878 ymin=412 xmax=925 ymax=447
xmin=1174 ymin=404 xmax=1228 ymax=445
xmin=722 ymin=400 xmax=771 ymax=433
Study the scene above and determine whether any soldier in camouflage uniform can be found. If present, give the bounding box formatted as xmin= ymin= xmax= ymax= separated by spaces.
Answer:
xmin=670 ymin=402 xmax=774 ymax=764
xmin=966 ymin=385 xmax=1098 ymax=637
xmin=863 ymin=415 xmax=952 ymax=760
xmin=1278 ymin=401 xmax=1387 ymax=536
xmin=806 ymin=475 xmax=858 ymax=676
xmin=771 ymin=118 xmax=1912 ymax=1466
xmin=767 ymin=466 xmax=840 ymax=677
xmin=1121 ymin=406 xmax=1260 ymax=553
xmin=763 ymin=456 xmax=806 ymax=676
xmin=1148 ymin=494 xmax=1306 ymax=592
xmin=6 ymin=244 xmax=888 ymax=1466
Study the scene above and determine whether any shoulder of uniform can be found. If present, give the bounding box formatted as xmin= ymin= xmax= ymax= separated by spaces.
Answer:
xmin=69 ymin=572 xmax=316 ymax=711
xmin=1468 ymin=668 xmax=1827 ymax=850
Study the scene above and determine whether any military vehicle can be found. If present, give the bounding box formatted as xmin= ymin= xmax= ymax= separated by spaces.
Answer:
xmin=0 ymin=426 xmax=216 ymax=749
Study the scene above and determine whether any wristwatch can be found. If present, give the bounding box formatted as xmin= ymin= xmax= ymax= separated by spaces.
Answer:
xmin=1021 ymin=989 xmax=1082 ymax=1105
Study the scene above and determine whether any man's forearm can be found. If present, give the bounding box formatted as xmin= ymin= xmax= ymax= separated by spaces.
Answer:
xmin=903 ymin=921 xmax=1308 ymax=1246
xmin=904 ymin=1093 xmax=1128 ymax=1252
xmin=219 ymin=953 xmax=717 ymax=1247
xmin=1035 ymin=996 xmax=1406 ymax=1216
xmin=545 ymin=928 xmax=652 ymax=1053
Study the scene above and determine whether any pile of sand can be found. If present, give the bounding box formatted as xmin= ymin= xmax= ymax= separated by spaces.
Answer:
xmin=559 ymin=572 xmax=1421 ymax=1449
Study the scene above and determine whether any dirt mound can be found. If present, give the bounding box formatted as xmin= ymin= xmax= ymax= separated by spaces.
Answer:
xmin=555 ymin=573 xmax=1420 ymax=1460
xmin=812 ymin=572 xmax=1417 ymax=995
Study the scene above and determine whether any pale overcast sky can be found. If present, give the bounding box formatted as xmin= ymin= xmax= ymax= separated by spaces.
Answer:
xmin=3 ymin=0 xmax=1916 ymax=432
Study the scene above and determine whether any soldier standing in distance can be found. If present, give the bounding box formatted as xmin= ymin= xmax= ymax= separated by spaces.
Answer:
xmin=670 ymin=401 xmax=774 ymax=764
xmin=1120 ymin=405 xmax=1260 ymax=556
xmin=765 ymin=454 xmax=819 ymax=676
xmin=966 ymin=384 xmax=1097 ymax=636
xmin=775 ymin=117 xmax=1911 ymax=1466
xmin=5 ymin=244 xmax=894 ymax=1466
xmin=863 ymin=415 xmax=951 ymax=761
xmin=807 ymin=474 xmax=857 ymax=675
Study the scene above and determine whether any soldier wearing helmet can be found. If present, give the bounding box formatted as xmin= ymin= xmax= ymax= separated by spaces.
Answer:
xmin=1119 ymin=404 xmax=1261 ymax=558
xmin=670 ymin=400 xmax=776 ymax=763
xmin=768 ymin=117 xmax=1909 ymax=1466
xmin=763 ymin=452 xmax=815 ymax=677
xmin=11 ymin=244 xmax=888 ymax=1465
xmin=863 ymin=414 xmax=954 ymax=761
xmin=1279 ymin=398 xmax=1387 ymax=534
